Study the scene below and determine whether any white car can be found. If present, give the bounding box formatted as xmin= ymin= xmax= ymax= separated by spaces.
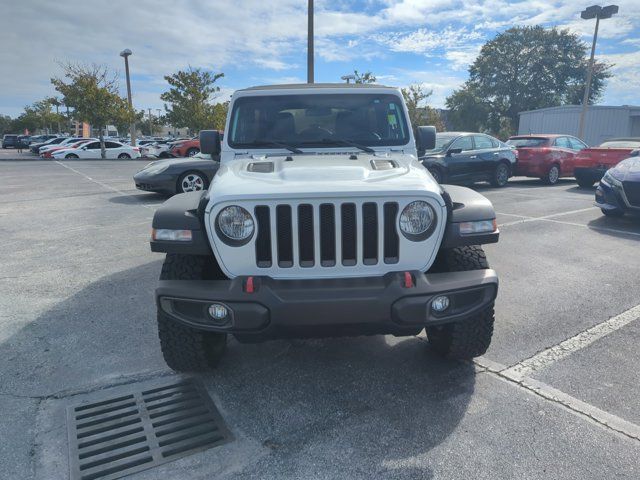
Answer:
xmin=52 ymin=140 xmax=141 ymax=159
xmin=39 ymin=137 xmax=97 ymax=155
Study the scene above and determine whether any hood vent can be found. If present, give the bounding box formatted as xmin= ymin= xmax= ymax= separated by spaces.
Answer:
xmin=370 ymin=159 xmax=398 ymax=171
xmin=248 ymin=162 xmax=274 ymax=173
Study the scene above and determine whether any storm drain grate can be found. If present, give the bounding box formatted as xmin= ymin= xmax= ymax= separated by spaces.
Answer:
xmin=66 ymin=377 xmax=232 ymax=480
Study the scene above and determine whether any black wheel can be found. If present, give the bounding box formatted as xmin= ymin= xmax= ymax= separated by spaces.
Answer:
xmin=542 ymin=164 xmax=560 ymax=185
xmin=576 ymin=176 xmax=595 ymax=188
xmin=490 ymin=162 xmax=510 ymax=187
xmin=426 ymin=246 xmax=495 ymax=359
xmin=186 ymin=147 xmax=200 ymax=157
xmin=65 ymin=153 xmax=79 ymax=159
xmin=157 ymin=254 xmax=227 ymax=372
xmin=601 ymin=208 xmax=624 ymax=217
xmin=177 ymin=171 xmax=208 ymax=193
xmin=118 ymin=153 xmax=131 ymax=159
xmin=428 ymin=167 xmax=444 ymax=184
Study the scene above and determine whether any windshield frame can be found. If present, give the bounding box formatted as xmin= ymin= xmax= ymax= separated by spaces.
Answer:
xmin=225 ymin=91 xmax=413 ymax=152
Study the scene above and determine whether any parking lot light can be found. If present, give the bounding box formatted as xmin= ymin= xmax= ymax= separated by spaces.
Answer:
xmin=578 ymin=5 xmax=619 ymax=140
xmin=119 ymin=49 xmax=137 ymax=147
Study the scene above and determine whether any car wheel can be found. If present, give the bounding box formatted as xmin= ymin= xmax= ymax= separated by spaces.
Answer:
xmin=118 ymin=153 xmax=131 ymax=159
xmin=186 ymin=148 xmax=200 ymax=157
xmin=178 ymin=171 xmax=208 ymax=193
xmin=543 ymin=164 xmax=560 ymax=185
xmin=427 ymin=167 xmax=444 ymax=183
xmin=491 ymin=162 xmax=510 ymax=187
xmin=576 ymin=175 xmax=595 ymax=188
xmin=601 ymin=208 xmax=624 ymax=217
xmin=65 ymin=153 xmax=79 ymax=159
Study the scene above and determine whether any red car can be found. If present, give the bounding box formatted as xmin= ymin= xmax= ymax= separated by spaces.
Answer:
xmin=506 ymin=134 xmax=588 ymax=185
xmin=41 ymin=139 xmax=94 ymax=158
xmin=168 ymin=138 xmax=200 ymax=157
xmin=573 ymin=138 xmax=640 ymax=188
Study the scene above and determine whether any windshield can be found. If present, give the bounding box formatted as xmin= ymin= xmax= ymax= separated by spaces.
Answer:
xmin=228 ymin=93 xmax=410 ymax=150
xmin=599 ymin=140 xmax=640 ymax=148
xmin=506 ymin=137 xmax=549 ymax=147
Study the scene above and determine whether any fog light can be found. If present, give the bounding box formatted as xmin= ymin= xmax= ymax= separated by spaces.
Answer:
xmin=208 ymin=303 xmax=229 ymax=321
xmin=432 ymin=295 xmax=450 ymax=312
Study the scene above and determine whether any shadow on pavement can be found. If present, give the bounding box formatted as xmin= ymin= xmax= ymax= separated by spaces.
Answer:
xmin=587 ymin=214 xmax=640 ymax=241
xmin=108 ymin=192 xmax=168 ymax=205
xmin=1 ymin=261 xmax=475 ymax=478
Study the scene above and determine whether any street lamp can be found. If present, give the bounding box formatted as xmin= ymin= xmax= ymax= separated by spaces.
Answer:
xmin=119 ymin=48 xmax=136 ymax=146
xmin=307 ymin=0 xmax=314 ymax=84
xmin=341 ymin=74 xmax=356 ymax=84
xmin=578 ymin=4 xmax=619 ymax=140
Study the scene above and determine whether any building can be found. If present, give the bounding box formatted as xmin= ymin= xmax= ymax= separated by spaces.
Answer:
xmin=518 ymin=105 xmax=640 ymax=146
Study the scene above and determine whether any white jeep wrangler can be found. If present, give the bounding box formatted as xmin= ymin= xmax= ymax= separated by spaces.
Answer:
xmin=150 ymin=83 xmax=499 ymax=371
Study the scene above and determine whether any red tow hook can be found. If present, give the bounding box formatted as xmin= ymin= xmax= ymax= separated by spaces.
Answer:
xmin=403 ymin=272 xmax=414 ymax=288
xmin=244 ymin=276 xmax=255 ymax=293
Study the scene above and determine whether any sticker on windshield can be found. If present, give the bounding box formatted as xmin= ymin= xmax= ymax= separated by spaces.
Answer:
xmin=387 ymin=114 xmax=398 ymax=126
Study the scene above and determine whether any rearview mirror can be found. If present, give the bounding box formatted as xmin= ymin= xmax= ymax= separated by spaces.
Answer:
xmin=200 ymin=130 xmax=221 ymax=156
xmin=446 ymin=148 xmax=462 ymax=156
xmin=415 ymin=126 xmax=436 ymax=154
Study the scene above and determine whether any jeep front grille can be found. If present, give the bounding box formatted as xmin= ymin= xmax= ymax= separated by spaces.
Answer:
xmin=254 ymin=201 xmax=400 ymax=269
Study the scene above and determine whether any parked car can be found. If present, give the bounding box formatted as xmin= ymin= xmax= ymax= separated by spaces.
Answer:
xmin=168 ymin=138 xmax=200 ymax=157
xmin=420 ymin=132 xmax=517 ymax=187
xmin=573 ymin=138 xmax=640 ymax=188
xmin=140 ymin=140 xmax=178 ymax=158
xmin=506 ymin=134 xmax=588 ymax=185
xmin=30 ymin=136 xmax=69 ymax=154
xmin=40 ymin=137 xmax=92 ymax=155
xmin=595 ymin=156 xmax=640 ymax=217
xmin=41 ymin=139 xmax=95 ymax=158
xmin=2 ymin=134 xmax=19 ymax=148
xmin=133 ymin=152 xmax=220 ymax=195
xmin=17 ymin=135 xmax=32 ymax=147
xmin=52 ymin=140 xmax=141 ymax=159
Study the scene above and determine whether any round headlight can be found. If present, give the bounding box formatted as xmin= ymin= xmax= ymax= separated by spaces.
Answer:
xmin=399 ymin=201 xmax=435 ymax=239
xmin=217 ymin=206 xmax=254 ymax=242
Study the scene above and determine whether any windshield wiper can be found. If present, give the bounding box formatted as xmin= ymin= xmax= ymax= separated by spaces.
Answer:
xmin=318 ymin=138 xmax=375 ymax=154
xmin=245 ymin=140 xmax=303 ymax=154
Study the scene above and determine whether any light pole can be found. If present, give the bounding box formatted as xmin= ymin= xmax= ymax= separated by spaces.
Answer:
xmin=119 ymin=48 xmax=136 ymax=146
xmin=578 ymin=4 xmax=618 ymax=140
xmin=307 ymin=0 xmax=314 ymax=83
xmin=341 ymin=74 xmax=356 ymax=84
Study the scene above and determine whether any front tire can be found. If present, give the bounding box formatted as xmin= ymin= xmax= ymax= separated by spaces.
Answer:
xmin=186 ymin=147 xmax=200 ymax=157
xmin=542 ymin=164 xmax=560 ymax=185
xmin=157 ymin=254 xmax=227 ymax=372
xmin=65 ymin=153 xmax=79 ymax=159
xmin=178 ymin=171 xmax=208 ymax=193
xmin=426 ymin=246 xmax=495 ymax=359
xmin=118 ymin=153 xmax=131 ymax=159
xmin=576 ymin=175 xmax=595 ymax=188
xmin=428 ymin=166 xmax=444 ymax=184
xmin=601 ymin=208 xmax=624 ymax=217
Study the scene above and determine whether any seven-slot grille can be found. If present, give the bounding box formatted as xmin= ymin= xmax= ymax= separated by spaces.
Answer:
xmin=622 ymin=181 xmax=640 ymax=208
xmin=254 ymin=201 xmax=400 ymax=269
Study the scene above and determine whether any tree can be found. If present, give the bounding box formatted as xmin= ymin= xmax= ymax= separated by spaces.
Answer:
xmin=446 ymin=26 xmax=612 ymax=137
xmin=401 ymin=84 xmax=446 ymax=132
xmin=353 ymin=70 xmax=376 ymax=84
xmin=0 ymin=115 xmax=12 ymax=136
xmin=212 ymin=102 xmax=229 ymax=131
xmin=160 ymin=67 xmax=224 ymax=135
xmin=51 ymin=62 xmax=135 ymax=158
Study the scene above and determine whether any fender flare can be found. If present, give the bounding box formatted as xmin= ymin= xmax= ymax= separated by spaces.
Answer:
xmin=440 ymin=185 xmax=499 ymax=248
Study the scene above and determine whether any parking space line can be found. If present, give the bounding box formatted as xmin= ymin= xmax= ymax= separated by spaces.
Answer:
xmin=474 ymin=357 xmax=640 ymax=442
xmin=501 ymin=304 xmax=640 ymax=381
xmin=54 ymin=161 xmax=154 ymax=210
xmin=498 ymin=206 xmax=598 ymax=227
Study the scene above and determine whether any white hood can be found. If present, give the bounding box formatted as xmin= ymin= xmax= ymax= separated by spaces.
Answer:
xmin=207 ymin=153 xmax=443 ymax=205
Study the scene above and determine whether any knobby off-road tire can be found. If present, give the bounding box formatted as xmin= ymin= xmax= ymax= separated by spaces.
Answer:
xmin=157 ymin=254 xmax=227 ymax=372
xmin=426 ymin=246 xmax=495 ymax=359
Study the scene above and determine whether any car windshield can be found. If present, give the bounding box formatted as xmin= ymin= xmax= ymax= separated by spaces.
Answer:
xmin=599 ymin=140 xmax=640 ymax=148
xmin=228 ymin=93 xmax=410 ymax=150
xmin=506 ymin=137 xmax=549 ymax=147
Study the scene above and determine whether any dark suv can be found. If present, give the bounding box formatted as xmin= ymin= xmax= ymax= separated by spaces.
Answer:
xmin=2 ymin=134 xmax=19 ymax=148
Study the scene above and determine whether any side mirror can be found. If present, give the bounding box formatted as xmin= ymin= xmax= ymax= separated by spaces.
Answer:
xmin=200 ymin=130 xmax=221 ymax=156
xmin=416 ymin=126 xmax=436 ymax=154
xmin=446 ymin=148 xmax=462 ymax=157
xmin=630 ymin=149 xmax=639 ymax=157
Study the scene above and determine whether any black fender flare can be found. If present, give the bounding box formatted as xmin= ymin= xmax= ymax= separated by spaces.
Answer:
xmin=150 ymin=191 xmax=212 ymax=255
xmin=440 ymin=185 xmax=499 ymax=248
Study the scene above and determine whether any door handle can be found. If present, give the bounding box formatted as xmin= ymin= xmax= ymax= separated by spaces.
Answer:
xmin=493 ymin=152 xmax=500 ymax=155
xmin=470 ymin=155 xmax=477 ymax=159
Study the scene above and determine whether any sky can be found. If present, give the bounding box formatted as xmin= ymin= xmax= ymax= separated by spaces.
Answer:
xmin=1 ymin=0 xmax=638 ymax=118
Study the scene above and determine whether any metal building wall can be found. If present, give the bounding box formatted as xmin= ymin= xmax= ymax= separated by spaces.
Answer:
xmin=518 ymin=106 xmax=640 ymax=146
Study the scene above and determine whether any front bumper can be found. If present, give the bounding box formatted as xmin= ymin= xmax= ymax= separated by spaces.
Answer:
xmin=156 ymin=269 xmax=498 ymax=340
xmin=133 ymin=171 xmax=176 ymax=194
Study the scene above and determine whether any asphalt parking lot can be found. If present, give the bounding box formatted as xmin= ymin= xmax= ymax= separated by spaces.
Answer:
xmin=1 ymin=160 xmax=639 ymax=479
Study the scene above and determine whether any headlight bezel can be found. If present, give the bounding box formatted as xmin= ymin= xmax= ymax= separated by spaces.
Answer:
xmin=399 ymin=200 xmax=437 ymax=241
xmin=215 ymin=205 xmax=255 ymax=246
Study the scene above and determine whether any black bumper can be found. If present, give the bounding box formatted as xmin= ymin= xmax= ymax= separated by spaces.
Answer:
xmin=156 ymin=269 xmax=498 ymax=341
xmin=574 ymin=167 xmax=607 ymax=183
